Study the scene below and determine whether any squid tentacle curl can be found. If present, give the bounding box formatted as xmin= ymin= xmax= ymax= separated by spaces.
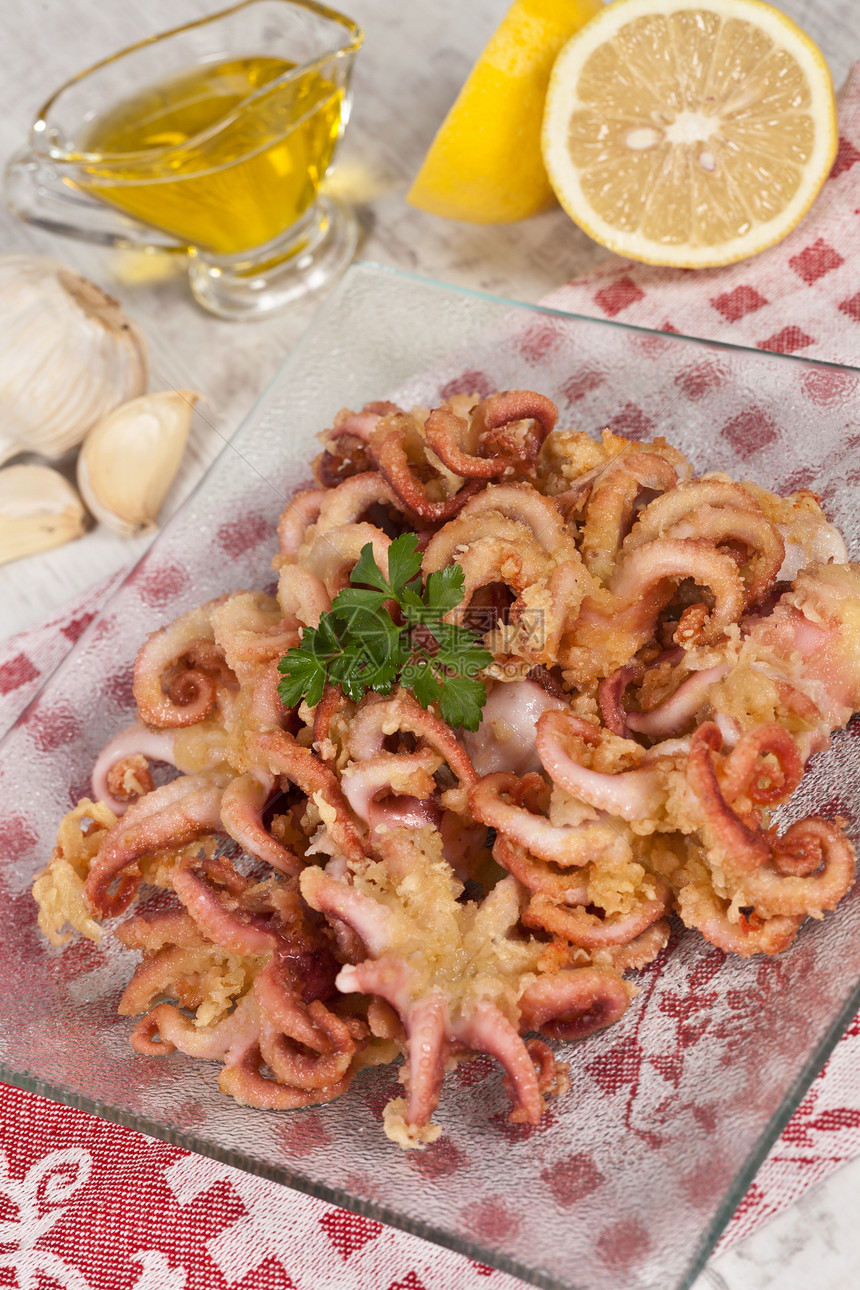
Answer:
xmin=686 ymin=723 xmax=856 ymax=918
xmin=132 ymin=596 xmax=235 ymax=729
xmin=84 ymin=774 xmax=226 ymax=918
xmin=423 ymin=389 xmax=557 ymax=480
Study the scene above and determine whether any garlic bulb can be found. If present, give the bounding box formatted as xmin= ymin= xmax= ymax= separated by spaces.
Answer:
xmin=77 ymin=390 xmax=199 ymax=537
xmin=0 ymin=255 xmax=147 ymax=465
xmin=0 ymin=463 xmax=88 ymax=566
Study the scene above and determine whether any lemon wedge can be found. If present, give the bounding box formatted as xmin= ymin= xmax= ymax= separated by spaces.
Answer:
xmin=541 ymin=0 xmax=838 ymax=266
xmin=407 ymin=0 xmax=604 ymax=223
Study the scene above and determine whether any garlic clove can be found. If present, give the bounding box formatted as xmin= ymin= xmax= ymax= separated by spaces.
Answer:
xmin=0 ymin=463 xmax=88 ymax=566
xmin=0 ymin=255 xmax=147 ymax=465
xmin=77 ymin=390 xmax=200 ymax=538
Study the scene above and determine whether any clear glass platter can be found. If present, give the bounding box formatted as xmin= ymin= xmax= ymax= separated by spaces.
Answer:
xmin=1 ymin=262 xmax=859 ymax=1290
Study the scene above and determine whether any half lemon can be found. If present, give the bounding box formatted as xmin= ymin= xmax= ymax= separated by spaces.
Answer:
xmin=541 ymin=0 xmax=838 ymax=266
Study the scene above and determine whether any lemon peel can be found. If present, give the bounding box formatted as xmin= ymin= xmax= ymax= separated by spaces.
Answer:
xmin=407 ymin=0 xmax=604 ymax=224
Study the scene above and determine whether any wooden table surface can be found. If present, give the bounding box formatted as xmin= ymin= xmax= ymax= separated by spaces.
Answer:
xmin=1 ymin=2 xmax=859 ymax=1288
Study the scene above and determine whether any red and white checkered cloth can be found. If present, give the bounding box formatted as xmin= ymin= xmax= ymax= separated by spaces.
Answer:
xmin=3 ymin=62 xmax=860 ymax=1290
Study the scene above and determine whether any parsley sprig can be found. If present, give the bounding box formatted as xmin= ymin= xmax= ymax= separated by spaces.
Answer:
xmin=277 ymin=533 xmax=492 ymax=731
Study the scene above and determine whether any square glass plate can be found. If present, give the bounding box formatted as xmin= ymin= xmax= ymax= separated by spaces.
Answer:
xmin=1 ymin=262 xmax=860 ymax=1290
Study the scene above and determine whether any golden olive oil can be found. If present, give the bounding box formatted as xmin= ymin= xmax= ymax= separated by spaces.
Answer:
xmin=78 ymin=57 xmax=344 ymax=254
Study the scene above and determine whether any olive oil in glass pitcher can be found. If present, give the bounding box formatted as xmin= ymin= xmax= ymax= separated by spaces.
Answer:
xmin=79 ymin=56 xmax=346 ymax=255
xmin=5 ymin=1 xmax=363 ymax=319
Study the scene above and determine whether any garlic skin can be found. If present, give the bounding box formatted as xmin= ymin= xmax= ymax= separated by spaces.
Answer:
xmin=0 ymin=463 xmax=88 ymax=566
xmin=77 ymin=390 xmax=200 ymax=537
xmin=0 ymin=255 xmax=147 ymax=465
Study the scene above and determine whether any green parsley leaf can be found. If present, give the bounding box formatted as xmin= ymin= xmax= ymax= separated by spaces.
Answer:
xmin=397 ymin=585 xmax=427 ymax=616
xmin=278 ymin=651 xmax=327 ymax=709
xmin=438 ymin=673 xmax=489 ymax=732
xmin=384 ymin=532 xmax=424 ymax=595
xmin=330 ymin=586 xmax=388 ymax=616
xmin=349 ymin=542 xmax=393 ymax=593
xmin=406 ymin=660 xmax=443 ymax=710
xmin=277 ymin=533 xmax=494 ymax=730
xmin=439 ymin=641 xmax=495 ymax=679
xmin=423 ymin=564 xmax=467 ymax=618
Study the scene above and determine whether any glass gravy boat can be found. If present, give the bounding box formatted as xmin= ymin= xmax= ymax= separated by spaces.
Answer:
xmin=5 ymin=0 xmax=364 ymax=319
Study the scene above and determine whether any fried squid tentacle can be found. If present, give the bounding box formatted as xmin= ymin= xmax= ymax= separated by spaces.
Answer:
xmin=517 ymin=968 xmax=633 ymax=1040
xmin=118 ymin=945 xmax=217 ymax=1016
xmin=84 ymin=774 xmax=225 ymax=917
xmin=220 ymin=1047 xmax=356 ymax=1110
xmin=171 ymin=865 xmax=281 ymax=956
xmin=421 ymin=489 xmax=590 ymax=664
xmin=300 ymin=865 xmax=394 ymax=955
xmin=580 ymin=451 xmax=679 ymax=585
xmin=676 ymin=881 xmax=803 ymax=959
xmin=132 ymin=597 xmax=234 ymax=729
xmin=536 ymin=710 xmax=678 ymax=823
xmin=686 ymin=723 xmax=800 ymax=873
xmin=687 ymin=725 xmax=856 ymax=918
xmin=371 ymin=413 xmax=482 ymax=522
xmin=346 ymin=691 xmax=478 ymax=812
xmin=277 ymin=488 xmax=325 ymax=558
xmin=454 ymin=1001 xmax=547 ymax=1125
xmin=624 ymin=665 xmax=730 ymax=740
xmin=751 ymin=818 xmax=857 ymax=916
xmin=115 ymin=905 xmax=205 ymax=952
xmin=654 ymin=504 xmax=785 ymax=606
xmin=341 ymin=748 xmax=442 ymax=834
xmin=422 ymin=513 xmax=553 ymax=604
xmin=315 ymin=401 xmax=403 ymax=487
xmin=424 ymin=390 xmax=557 ymax=480
xmin=470 ymin=773 xmax=618 ymax=869
xmin=492 ymin=836 xmax=590 ymax=902
xmin=313 ymin=470 xmax=399 ymax=532
xmin=220 ymin=769 xmax=306 ymax=876
xmin=254 ymin=956 xmax=365 ymax=1090
xmin=564 ymin=539 xmax=747 ymax=686
xmin=340 ymin=957 xmax=451 ymax=1130
xmin=523 ymin=880 xmax=672 ymax=948
xmin=456 ymin=482 xmax=576 ymax=558
xmin=130 ymin=995 xmax=260 ymax=1058
xmin=299 ymin=521 xmax=392 ymax=597
xmin=276 ymin=562 xmax=332 ymax=630
xmin=609 ymin=539 xmax=746 ymax=640
xmin=258 ymin=1001 xmax=363 ymax=1090
xmin=92 ymin=723 xmax=178 ymax=814
xmin=623 ymin=477 xmax=768 ymax=550
xmin=250 ymin=729 xmax=370 ymax=866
